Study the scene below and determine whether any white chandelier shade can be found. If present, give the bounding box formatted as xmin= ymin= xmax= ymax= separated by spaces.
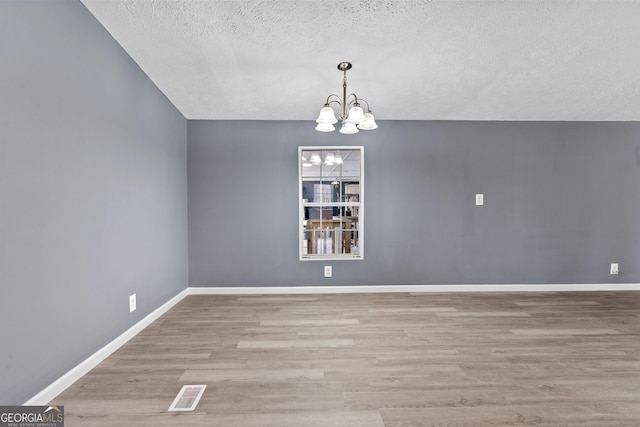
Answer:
xmin=316 ymin=106 xmax=338 ymax=124
xmin=357 ymin=112 xmax=378 ymax=130
xmin=339 ymin=122 xmax=359 ymax=134
xmin=305 ymin=151 xmax=344 ymax=166
xmin=310 ymin=152 xmax=322 ymax=165
xmin=345 ymin=104 xmax=365 ymax=124
xmin=315 ymin=122 xmax=336 ymax=132
xmin=315 ymin=62 xmax=377 ymax=134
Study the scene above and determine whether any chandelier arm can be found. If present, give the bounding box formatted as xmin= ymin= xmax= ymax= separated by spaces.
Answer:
xmin=345 ymin=93 xmax=359 ymax=110
xmin=357 ymin=98 xmax=373 ymax=112
xmin=325 ymin=94 xmax=342 ymax=105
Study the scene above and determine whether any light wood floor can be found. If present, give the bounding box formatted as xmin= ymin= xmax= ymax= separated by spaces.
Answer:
xmin=54 ymin=292 xmax=640 ymax=426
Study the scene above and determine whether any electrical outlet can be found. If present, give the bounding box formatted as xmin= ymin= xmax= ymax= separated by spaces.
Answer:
xmin=129 ymin=293 xmax=137 ymax=313
xmin=610 ymin=263 xmax=619 ymax=275
xmin=324 ymin=265 xmax=332 ymax=278
xmin=475 ymin=194 xmax=484 ymax=206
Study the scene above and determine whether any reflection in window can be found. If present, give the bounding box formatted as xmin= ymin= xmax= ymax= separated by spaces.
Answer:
xmin=299 ymin=146 xmax=363 ymax=260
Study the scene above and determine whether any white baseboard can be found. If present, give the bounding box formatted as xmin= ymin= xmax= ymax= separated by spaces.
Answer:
xmin=23 ymin=288 xmax=190 ymax=406
xmin=188 ymin=283 xmax=640 ymax=294
xmin=24 ymin=282 xmax=640 ymax=405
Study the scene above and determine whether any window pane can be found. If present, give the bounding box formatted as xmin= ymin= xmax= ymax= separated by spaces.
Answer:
xmin=303 ymin=209 xmax=361 ymax=256
xmin=299 ymin=146 xmax=363 ymax=260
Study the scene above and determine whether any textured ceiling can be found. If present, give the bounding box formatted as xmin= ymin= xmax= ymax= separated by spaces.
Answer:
xmin=80 ymin=0 xmax=640 ymax=121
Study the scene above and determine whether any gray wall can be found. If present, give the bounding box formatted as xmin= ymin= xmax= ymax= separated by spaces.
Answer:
xmin=0 ymin=1 xmax=188 ymax=404
xmin=188 ymin=120 xmax=640 ymax=286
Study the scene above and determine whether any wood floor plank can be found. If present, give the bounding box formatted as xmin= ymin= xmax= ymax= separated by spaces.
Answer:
xmin=237 ymin=338 xmax=355 ymax=348
xmin=182 ymin=411 xmax=386 ymax=427
xmin=435 ymin=311 xmax=531 ymax=317
xmin=259 ymin=319 xmax=359 ymax=326
xmin=179 ymin=368 xmax=325 ymax=382
xmin=52 ymin=291 xmax=640 ymax=426
xmin=510 ymin=328 xmax=622 ymax=335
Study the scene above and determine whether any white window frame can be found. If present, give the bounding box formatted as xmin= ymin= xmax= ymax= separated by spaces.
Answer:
xmin=298 ymin=145 xmax=364 ymax=261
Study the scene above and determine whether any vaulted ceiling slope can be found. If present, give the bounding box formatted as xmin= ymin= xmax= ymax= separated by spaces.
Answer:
xmin=81 ymin=0 xmax=640 ymax=121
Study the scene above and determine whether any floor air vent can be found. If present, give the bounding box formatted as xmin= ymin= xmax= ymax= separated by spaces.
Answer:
xmin=168 ymin=385 xmax=206 ymax=412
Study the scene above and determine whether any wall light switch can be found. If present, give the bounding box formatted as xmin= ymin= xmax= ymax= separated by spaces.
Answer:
xmin=129 ymin=293 xmax=137 ymax=313
xmin=324 ymin=266 xmax=332 ymax=278
xmin=475 ymin=194 xmax=484 ymax=206
xmin=610 ymin=263 xmax=619 ymax=275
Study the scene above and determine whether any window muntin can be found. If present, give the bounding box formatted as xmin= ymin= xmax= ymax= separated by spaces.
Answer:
xmin=299 ymin=146 xmax=363 ymax=260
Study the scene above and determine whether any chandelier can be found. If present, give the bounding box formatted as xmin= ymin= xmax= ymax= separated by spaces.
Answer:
xmin=315 ymin=62 xmax=378 ymax=134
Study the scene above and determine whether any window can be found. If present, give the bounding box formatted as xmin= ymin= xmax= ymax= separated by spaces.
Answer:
xmin=299 ymin=146 xmax=363 ymax=260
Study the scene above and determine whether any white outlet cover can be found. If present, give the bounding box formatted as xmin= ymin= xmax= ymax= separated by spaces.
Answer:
xmin=324 ymin=266 xmax=332 ymax=278
xmin=475 ymin=194 xmax=484 ymax=206
xmin=129 ymin=293 xmax=137 ymax=312
xmin=610 ymin=263 xmax=619 ymax=275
